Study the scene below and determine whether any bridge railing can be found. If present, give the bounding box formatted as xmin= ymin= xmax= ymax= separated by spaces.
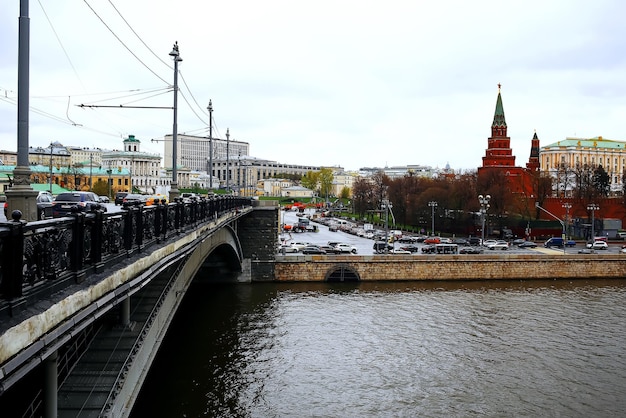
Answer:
xmin=0 ymin=195 xmax=252 ymax=318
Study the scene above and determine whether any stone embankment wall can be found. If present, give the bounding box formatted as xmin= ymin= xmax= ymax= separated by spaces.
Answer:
xmin=273 ymin=254 xmax=626 ymax=281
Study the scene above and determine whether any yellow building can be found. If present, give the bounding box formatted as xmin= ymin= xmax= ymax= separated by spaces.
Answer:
xmin=541 ymin=136 xmax=626 ymax=194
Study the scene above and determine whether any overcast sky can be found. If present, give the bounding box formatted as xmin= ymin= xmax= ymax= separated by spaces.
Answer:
xmin=1 ymin=0 xmax=625 ymax=172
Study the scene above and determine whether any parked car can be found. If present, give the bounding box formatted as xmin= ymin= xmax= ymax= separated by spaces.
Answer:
xmin=399 ymin=244 xmax=420 ymax=253
xmin=290 ymin=242 xmax=310 ymax=252
xmin=468 ymin=237 xmax=482 ymax=246
xmin=278 ymin=244 xmax=298 ymax=253
xmin=512 ymin=238 xmax=527 ymax=245
xmin=319 ymin=245 xmax=342 ymax=254
xmin=98 ymin=195 xmax=110 ymax=203
xmin=518 ymin=241 xmax=537 ymax=248
xmin=424 ymin=236 xmax=441 ymax=244
xmin=487 ymin=240 xmax=509 ymax=250
xmin=421 ymin=245 xmax=436 ymax=254
xmin=459 ymin=246 xmax=483 ymax=254
xmin=114 ymin=192 xmax=128 ymax=205
xmin=35 ymin=190 xmax=55 ymax=220
xmin=335 ymin=243 xmax=358 ymax=254
xmin=52 ymin=191 xmax=102 ymax=217
xmin=302 ymin=245 xmax=327 ymax=255
xmin=123 ymin=194 xmax=148 ymax=205
xmin=373 ymin=241 xmax=393 ymax=253
xmin=544 ymin=237 xmax=565 ymax=248
xmin=389 ymin=249 xmax=412 ymax=254
xmin=587 ymin=241 xmax=608 ymax=250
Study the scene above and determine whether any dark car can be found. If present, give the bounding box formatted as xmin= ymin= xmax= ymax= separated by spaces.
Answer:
xmin=373 ymin=241 xmax=393 ymax=253
xmin=122 ymin=193 xmax=148 ymax=205
xmin=468 ymin=237 xmax=482 ymax=246
xmin=52 ymin=191 xmax=101 ymax=217
xmin=421 ymin=245 xmax=436 ymax=254
xmin=3 ymin=191 xmax=54 ymax=220
xmin=302 ymin=245 xmax=326 ymax=255
xmin=399 ymin=244 xmax=420 ymax=253
xmin=115 ymin=192 xmax=128 ymax=205
xmin=36 ymin=191 xmax=54 ymax=220
xmin=319 ymin=245 xmax=341 ymax=254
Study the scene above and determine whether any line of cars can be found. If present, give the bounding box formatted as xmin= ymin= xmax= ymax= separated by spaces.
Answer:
xmin=278 ymin=241 xmax=358 ymax=255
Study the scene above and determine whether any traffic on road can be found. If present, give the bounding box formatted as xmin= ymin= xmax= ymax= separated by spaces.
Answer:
xmin=278 ymin=208 xmax=626 ymax=256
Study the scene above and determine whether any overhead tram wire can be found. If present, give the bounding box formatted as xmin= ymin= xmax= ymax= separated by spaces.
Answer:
xmin=37 ymin=0 xmax=85 ymax=90
xmin=107 ymin=0 xmax=218 ymax=132
xmin=82 ymin=0 xmax=170 ymax=85
xmin=107 ymin=0 xmax=172 ymax=69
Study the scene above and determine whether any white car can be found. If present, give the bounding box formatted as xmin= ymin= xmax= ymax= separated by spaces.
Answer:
xmin=487 ymin=240 xmax=509 ymax=250
xmin=289 ymin=242 xmax=310 ymax=252
xmin=334 ymin=243 xmax=358 ymax=254
xmin=587 ymin=241 xmax=608 ymax=250
xmin=278 ymin=244 xmax=298 ymax=253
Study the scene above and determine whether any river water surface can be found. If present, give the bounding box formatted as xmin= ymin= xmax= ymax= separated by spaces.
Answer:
xmin=131 ymin=280 xmax=626 ymax=417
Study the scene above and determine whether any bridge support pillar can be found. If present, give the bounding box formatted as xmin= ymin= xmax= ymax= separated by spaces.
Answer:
xmin=121 ymin=297 xmax=131 ymax=327
xmin=43 ymin=350 xmax=58 ymax=418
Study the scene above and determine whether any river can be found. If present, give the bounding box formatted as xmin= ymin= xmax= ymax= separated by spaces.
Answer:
xmin=130 ymin=279 xmax=626 ymax=417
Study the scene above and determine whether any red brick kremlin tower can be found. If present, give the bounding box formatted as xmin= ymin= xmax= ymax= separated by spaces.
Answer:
xmin=478 ymin=85 xmax=539 ymax=194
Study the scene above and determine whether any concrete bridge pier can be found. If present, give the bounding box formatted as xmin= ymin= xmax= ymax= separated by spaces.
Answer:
xmin=121 ymin=298 xmax=131 ymax=328
xmin=44 ymin=350 xmax=58 ymax=418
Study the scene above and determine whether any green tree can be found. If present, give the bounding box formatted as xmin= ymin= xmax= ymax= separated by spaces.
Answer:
xmin=318 ymin=168 xmax=334 ymax=199
xmin=92 ymin=179 xmax=109 ymax=197
xmin=593 ymin=165 xmax=610 ymax=197
xmin=301 ymin=171 xmax=320 ymax=191
xmin=340 ymin=186 xmax=350 ymax=199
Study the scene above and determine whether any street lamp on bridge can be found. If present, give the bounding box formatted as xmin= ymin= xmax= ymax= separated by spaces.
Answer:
xmin=169 ymin=41 xmax=182 ymax=201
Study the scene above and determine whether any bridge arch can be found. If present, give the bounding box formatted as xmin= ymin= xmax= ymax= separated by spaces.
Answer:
xmin=183 ymin=224 xmax=247 ymax=284
xmin=324 ymin=264 xmax=360 ymax=282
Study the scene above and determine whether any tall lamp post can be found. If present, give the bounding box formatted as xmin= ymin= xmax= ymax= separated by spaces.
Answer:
xmin=226 ymin=128 xmax=230 ymax=192
xmin=587 ymin=203 xmax=599 ymax=241
xmin=207 ymin=99 xmax=213 ymax=190
xmin=562 ymin=203 xmax=572 ymax=238
xmin=169 ymin=41 xmax=182 ymax=201
xmin=478 ymin=194 xmax=491 ymax=245
xmin=428 ymin=201 xmax=437 ymax=236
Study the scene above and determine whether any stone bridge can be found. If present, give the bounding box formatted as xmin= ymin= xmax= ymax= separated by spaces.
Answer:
xmin=0 ymin=196 xmax=280 ymax=417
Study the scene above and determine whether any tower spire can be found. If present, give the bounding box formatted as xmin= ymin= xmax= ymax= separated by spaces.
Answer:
xmin=491 ymin=84 xmax=507 ymax=137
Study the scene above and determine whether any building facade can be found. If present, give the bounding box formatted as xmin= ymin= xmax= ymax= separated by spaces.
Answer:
xmin=163 ymin=133 xmax=250 ymax=174
xmin=101 ymin=135 xmax=162 ymax=194
xmin=212 ymin=155 xmax=321 ymax=192
xmin=540 ymin=136 xmax=626 ymax=195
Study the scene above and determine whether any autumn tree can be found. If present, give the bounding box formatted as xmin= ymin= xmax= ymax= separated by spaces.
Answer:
xmin=318 ymin=168 xmax=334 ymax=199
xmin=300 ymin=171 xmax=320 ymax=192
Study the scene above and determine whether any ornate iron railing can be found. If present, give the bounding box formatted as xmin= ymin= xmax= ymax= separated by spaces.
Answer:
xmin=0 ymin=195 xmax=252 ymax=318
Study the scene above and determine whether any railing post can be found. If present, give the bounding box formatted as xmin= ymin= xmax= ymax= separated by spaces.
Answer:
xmin=174 ymin=198 xmax=182 ymax=232
xmin=1 ymin=212 xmax=25 ymax=300
xmin=70 ymin=211 xmax=86 ymax=283
xmin=154 ymin=200 xmax=162 ymax=240
xmin=123 ymin=204 xmax=134 ymax=255
xmin=135 ymin=202 xmax=144 ymax=250
xmin=91 ymin=208 xmax=104 ymax=269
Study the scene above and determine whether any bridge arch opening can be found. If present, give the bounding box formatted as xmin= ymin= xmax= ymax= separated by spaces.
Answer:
xmin=195 ymin=244 xmax=242 ymax=283
xmin=325 ymin=265 xmax=360 ymax=282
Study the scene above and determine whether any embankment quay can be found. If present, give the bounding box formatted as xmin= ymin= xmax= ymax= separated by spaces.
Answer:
xmin=273 ymin=253 xmax=626 ymax=282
